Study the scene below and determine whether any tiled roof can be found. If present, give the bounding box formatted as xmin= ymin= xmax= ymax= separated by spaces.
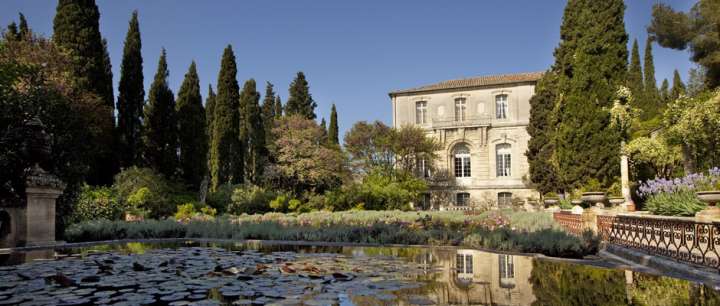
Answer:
xmin=389 ymin=71 xmax=544 ymax=96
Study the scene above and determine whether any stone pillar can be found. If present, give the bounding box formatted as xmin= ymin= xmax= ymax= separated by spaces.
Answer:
xmin=23 ymin=165 xmax=65 ymax=247
xmin=620 ymin=154 xmax=635 ymax=211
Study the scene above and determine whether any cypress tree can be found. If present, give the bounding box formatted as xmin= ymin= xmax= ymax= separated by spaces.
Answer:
xmin=4 ymin=22 xmax=19 ymax=41
xmin=143 ymin=49 xmax=178 ymax=178
xmin=239 ymin=79 xmax=265 ymax=184
xmin=643 ymin=37 xmax=660 ymax=117
xmin=527 ymin=72 xmax=561 ymax=195
xmin=670 ymin=69 xmax=686 ymax=101
xmin=53 ymin=0 xmax=116 ymax=184
xmin=659 ymin=78 xmax=670 ymax=104
xmin=176 ymin=62 xmax=207 ymax=189
xmin=18 ymin=13 xmax=29 ymax=39
xmin=328 ymin=103 xmax=339 ymax=146
xmin=319 ymin=118 xmax=328 ymax=144
xmin=261 ymin=82 xmax=276 ymax=146
xmin=555 ymin=0 xmax=627 ymax=189
xmin=274 ymin=96 xmax=283 ymax=118
xmin=627 ymin=39 xmax=644 ymax=100
xmin=285 ymin=71 xmax=316 ymax=119
xmin=117 ymin=11 xmax=144 ymax=168
xmin=205 ymin=85 xmax=216 ymax=177
xmin=210 ymin=45 xmax=242 ymax=190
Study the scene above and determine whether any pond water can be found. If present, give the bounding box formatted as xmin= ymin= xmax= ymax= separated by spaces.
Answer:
xmin=0 ymin=241 xmax=718 ymax=306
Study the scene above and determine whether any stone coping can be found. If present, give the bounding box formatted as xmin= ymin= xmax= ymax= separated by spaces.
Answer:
xmin=602 ymin=244 xmax=720 ymax=287
xmin=614 ymin=212 xmax=718 ymax=224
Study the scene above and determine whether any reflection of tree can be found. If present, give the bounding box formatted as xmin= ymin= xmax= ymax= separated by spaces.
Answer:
xmin=629 ymin=273 xmax=720 ymax=306
xmin=530 ymin=261 xmax=626 ymax=306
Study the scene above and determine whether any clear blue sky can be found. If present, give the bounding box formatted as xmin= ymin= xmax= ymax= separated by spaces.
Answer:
xmin=1 ymin=1 xmax=695 ymax=138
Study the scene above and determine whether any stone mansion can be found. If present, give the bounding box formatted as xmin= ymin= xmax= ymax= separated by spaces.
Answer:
xmin=389 ymin=72 xmax=543 ymax=210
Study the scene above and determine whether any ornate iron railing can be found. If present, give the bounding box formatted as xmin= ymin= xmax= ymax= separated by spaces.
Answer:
xmin=604 ymin=214 xmax=720 ymax=270
xmin=553 ymin=211 xmax=584 ymax=236
xmin=596 ymin=214 xmax=616 ymax=241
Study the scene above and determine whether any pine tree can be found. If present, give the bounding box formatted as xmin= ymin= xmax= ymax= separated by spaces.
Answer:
xmin=274 ymin=96 xmax=283 ymax=118
xmin=328 ymin=103 xmax=339 ymax=146
xmin=261 ymin=82 xmax=276 ymax=146
xmin=176 ymin=62 xmax=207 ymax=189
xmin=670 ymin=69 xmax=686 ymax=101
xmin=210 ymin=45 xmax=242 ymax=190
xmin=527 ymin=72 xmax=561 ymax=195
xmin=53 ymin=0 xmax=117 ymax=184
xmin=143 ymin=49 xmax=178 ymax=178
xmin=659 ymin=78 xmax=670 ymax=104
xmin=555 ymin=0 xmax=627 ymax=189
xmin=643 ymin=37 xmax=660 ymax=117
xmin=117 ymin=11 xmax=144 ymax=168
xmin=627 ymin=39 xmax=644 ymax=101
xmin=18 ymin=13 xmax=29 ymax=39
xmin=239 ymin=79 xmax=265 ymax=184
xmin=285 ymin=72 xmax=316 ymax=119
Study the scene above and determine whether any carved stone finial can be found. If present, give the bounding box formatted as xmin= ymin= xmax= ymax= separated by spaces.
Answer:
xmin=26 ymin=164 xmax=65 ymax=190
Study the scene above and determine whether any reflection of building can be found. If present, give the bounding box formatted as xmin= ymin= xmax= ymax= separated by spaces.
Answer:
xmin=427 ymin=249 xmax=535 ymax=305
xmin=389 ymin=72 xmax=542 ymax=209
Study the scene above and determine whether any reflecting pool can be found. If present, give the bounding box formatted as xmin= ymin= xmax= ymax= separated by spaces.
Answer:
xmin=0 ymin=241 xmax=718 ymax=305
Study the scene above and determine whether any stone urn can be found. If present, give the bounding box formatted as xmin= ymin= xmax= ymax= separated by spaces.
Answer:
xmin=608 ymin=197 xmax=625 ymax=206
xmin=695 ymin=191 xmax=720 ymax=221
xmin=581 ymin=192 xmax=607 ymax=208
xmin=571 ymin=199 xmax=583 ymax=206
xmin=543 ymin=198 xmax=559 ymax=207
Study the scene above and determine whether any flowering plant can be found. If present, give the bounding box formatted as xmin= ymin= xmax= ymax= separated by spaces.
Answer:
xmin=638 ymin=168 xmax=720 ymax=197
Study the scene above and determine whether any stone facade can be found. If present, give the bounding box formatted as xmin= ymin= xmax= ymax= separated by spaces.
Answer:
xmin=389 ymin=72 xmax=542 ymax=210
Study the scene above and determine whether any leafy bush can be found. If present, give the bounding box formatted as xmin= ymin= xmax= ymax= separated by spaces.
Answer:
xmin=228 ymin=184 xmax=276 ymax=215
xmin=206 ymin=183 xmax=236 ymax=214
xmin=559 ymin=199 xmax=573 ymax=210
xmin=325 ymin=169 xmax=426 ymax=211
xmin=644 ymin=189 xmax=706 ymax=216
xmin=174 ymin=202 xmax=216 ymax=223
xmin=113 ymin=167 xmax=195 ymax=219
xmin=70 ymin=185 xmax=125 ymax=224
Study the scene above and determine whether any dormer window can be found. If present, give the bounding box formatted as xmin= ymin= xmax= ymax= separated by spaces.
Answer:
xmin=415 ymin=101 xmax=427 ymax=124
xmin=495 ymin=94 xmax=508 ymax=119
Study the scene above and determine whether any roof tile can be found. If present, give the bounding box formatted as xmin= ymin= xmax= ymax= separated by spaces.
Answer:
xmin=389 ymin=71 xmax=544 ymax=96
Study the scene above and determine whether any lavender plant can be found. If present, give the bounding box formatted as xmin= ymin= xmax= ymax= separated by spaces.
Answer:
xmin=637 ymin=168 xmax=719 ymax=216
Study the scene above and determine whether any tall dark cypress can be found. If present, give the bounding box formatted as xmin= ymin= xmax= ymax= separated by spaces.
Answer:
xmin=627 ymin=39 xmax=644 ymax=100
xmin=555 ymin=0 xmax=627 ymax=188
xmin=53 ymin=0 xmax=116 ymax=184
xmin=660 ymin=78 xmax=670 ymax=104
xmin=285 ymin=71 xmax=316 ymax=119
xmin=670 ymin=69 xmax=686 ymax=101
xmin=4 ymin=22 xmax=19 ymax=41
xmin=176 ymin=62 xmax=207 ymax=189
xmin=643 ymin=37 xmax=660 ymax=116
xmin=261 ymin=82 xmax=276 ymax=146
xmin=274 ymin=96 xmax=283 ymax=118
xmin=205 ymin=85 xmax=216 ymax=177
xmin=319 ymin=118 xmax=328 ymax=144
xmin=239 ymin=79 xmax=265 ymax=184
xmin=18 ymin=13 xmax=29 ymax=38
xmin=527 ymin=72 xmax=561 ymax=195
xmin=210 ymin=45 xmax=242 ymax=190
xmin=328 ymin=103 xmax=339 ymax=146
xmin=143 ymin=49 xmax=178 ymax=178
xmin=117 ymin=11 xmax=144 ymax=168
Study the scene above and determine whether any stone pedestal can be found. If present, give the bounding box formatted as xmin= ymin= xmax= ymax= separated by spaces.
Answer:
xmin=696 ymin=191 xmax=720 ymax=221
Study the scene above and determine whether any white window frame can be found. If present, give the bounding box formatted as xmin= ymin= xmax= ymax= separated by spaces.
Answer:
xmin=456 ymin=192 xmax=470 ymax=206
xmin=498 ymin=192 xmax=513 ymax=207
xmin=415 ymin=101 xmax=427 ymax=124
xmin=496 ymin=144 xmax=511 ymax=177
xmin=495 ymin=94 xmax=508 ymax=119
xmin=454 ymin=98 xmax=466 ymax=122
xmin=454 ymin=144 xmax=471 ymax=178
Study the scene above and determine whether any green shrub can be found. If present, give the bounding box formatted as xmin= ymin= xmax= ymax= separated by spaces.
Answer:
xmin=644 ymin=189 xmax=706 ymax=216
xmin=228 ymin=184 xmax=276 ymax=215
xmin=559 ymin=199 xmax=573 ymax=209
xmin=70 ymin=185 xmax=125 ymax=224
xmin=206 ymin=183 xmax=236 ymax=214
xmin=175 ymin=202 xmax=217 ymax=222
xmin=113 ymin=167 xmax=195 ymax=219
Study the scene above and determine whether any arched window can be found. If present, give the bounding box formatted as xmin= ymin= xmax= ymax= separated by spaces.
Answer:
xmin=496 ymin=144 xmax=511 ymax=177
xmin=454 ymin=98 xmax=466 ymax=121
xmin=453 ymin=144 xmax=471 ymax=178
xmin=495 ymin=94 xmax=508 ymax=119
xmin=415 ymin=101 xmax=427 ymax=124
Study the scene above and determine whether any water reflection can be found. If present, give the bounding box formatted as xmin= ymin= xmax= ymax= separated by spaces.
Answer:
xmin=2 ymin=242 xmax=720 ymax=306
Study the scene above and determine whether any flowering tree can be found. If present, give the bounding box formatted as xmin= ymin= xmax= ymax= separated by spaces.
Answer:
xmin=623 ymin=136 xmax=682 ymax=178
xmin=664 ymin=90 xmax=720 ymax=172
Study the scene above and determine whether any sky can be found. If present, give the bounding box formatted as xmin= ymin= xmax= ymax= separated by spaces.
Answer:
xmin=1 ymin=1 xmax=697 ymax=139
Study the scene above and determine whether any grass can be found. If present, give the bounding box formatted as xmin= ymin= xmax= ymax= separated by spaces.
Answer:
xmin=64 ymin=210 xmax=596 ymax=258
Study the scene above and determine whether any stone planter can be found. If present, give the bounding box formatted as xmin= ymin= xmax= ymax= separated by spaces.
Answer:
xmin=543 ymin=198 xmax=559 ymax=207
xmin=581 ymin=192 xmax=607 ymax=208
xmin=608 ymin=197 xmax=625 ymax=206
xmin=696 ymin=191 xmax=720 ymax=221
xmin=571 ymin=199 xmax=583 ymax=206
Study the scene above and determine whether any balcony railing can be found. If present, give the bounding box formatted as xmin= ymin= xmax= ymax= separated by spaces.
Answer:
xmin=431 ymin=115 xmax=492 ymax=129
